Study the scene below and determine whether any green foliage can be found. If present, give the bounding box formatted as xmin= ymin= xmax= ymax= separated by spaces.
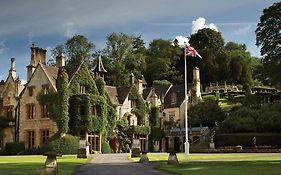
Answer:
xmin=69 ymin=62 xmax=98 ymax=95
xmin=215 ymin=133 xmax=281 ymax=147
xmin=152 ymin=80 xmax=171 ymax=86
xmin=101 ymin=141 xmax=111 ymax=153
xmin=5 ymin=142 xmax=25 ymax=155
xmin=188 ymin=98 xmax=226 ymax=127
xmin=129 ymin=86 xmax=148 ymax=125
xmin=52 ymin=35 xmax=95 ymax=74
xmin=116 ymin=118 xmax=130 ymax=152
xmin=128 ymin=125 xmax=151 ymax=135
xmin=41 ymin=134 xmax=79 ymax=154
xmin=57 ymin=69 xmax=70 ymax=134
xmin=149 ymin=107 xmax=160 ymax=127
xmin=220 ymin=103 xmax=281 ymax=133
xmin=256 ymin=2 xmax=281 ymax=87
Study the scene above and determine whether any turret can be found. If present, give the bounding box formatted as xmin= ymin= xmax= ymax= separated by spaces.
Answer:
xmin=193 ymin=67 xmax=201 ymax=98
xmin=93 ymin=54 xmax=107 ymax=79
xmin=9 ymin=58 xmax=17 ymax=79
xmin=56 ymin=53 xmax=65 ymax=68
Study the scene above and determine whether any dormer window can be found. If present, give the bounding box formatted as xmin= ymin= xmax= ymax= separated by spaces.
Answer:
xmin=171 ymin=92 xmax=177 ymax=104
xmin=42 ymin=84 xmax=49 ymax=95
xmin=28 ymin=86 xmax=35 ymax=96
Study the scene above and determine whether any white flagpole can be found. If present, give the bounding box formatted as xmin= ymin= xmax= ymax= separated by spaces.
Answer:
xmin=184 ymin=42 xmax=189 ymax=156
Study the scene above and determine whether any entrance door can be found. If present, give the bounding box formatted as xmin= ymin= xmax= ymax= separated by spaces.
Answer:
xmin=174 ymin=137 xmax=180 ymax=152
xmin=88 ymin=133 xmax=100 ymax=153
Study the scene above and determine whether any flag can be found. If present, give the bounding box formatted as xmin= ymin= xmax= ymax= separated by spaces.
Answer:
xmin=185 ymin=45 xmax=202 ymax=59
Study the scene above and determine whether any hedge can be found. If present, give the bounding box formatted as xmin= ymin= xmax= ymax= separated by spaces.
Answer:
xmin=41 ymin=134 xmax=79 ymax=154
xmin=5 ymin=142 xmax=25 ymax=155
xmin=215 ymin=133 xmax=281 ymax=148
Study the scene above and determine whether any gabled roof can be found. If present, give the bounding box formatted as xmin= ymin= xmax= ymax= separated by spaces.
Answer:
xmin=93 ymin=54 xmax=107 ymax=74
xmin=143 ymin=84 xmax=172 ymax=101
xmin=105 ymin=86 xmax=119 ymax=105
xmin=117 ymin=86 xmax=132 ymax=104
xmin=42 ymin=64 xmax=59 ymax=89
xmin=164 ymin=83 xmax=193 ymax=108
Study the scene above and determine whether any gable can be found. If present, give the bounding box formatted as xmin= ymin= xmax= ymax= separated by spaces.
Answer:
xmin=68 ymin=62 xmax=98 ymax=95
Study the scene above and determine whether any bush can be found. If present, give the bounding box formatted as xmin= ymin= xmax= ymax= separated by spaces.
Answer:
xmin=5 ymin=142 xmax=25 ymax=155
xmin=101 ymin=141 xmax=111 ymax=153
xmin=41 ymin=134 xmax=79 ymax=154
xmin=215 ymin=133 xmax=281 ymax=148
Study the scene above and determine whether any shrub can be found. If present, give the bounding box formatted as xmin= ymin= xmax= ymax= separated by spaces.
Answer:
xmin=5 ymin=142 xmax=25 ymax=155
xmin=101 ymin=141 xmax=111 ymax=154
xmin=41 ymin=134 xmax=79 ymax=154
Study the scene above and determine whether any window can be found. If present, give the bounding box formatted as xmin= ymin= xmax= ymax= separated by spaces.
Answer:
xmin=171 ymin=92 xmax=177 ymax=104
xmin=131 ymin=100 xmax=136 ymax=108
xmin=26 ymin=104 xmax=35 ymax=119
xmin=92 ymin=105 xmax=97 ymax=115
xmin=42 ymin=84 xmax=49 ymax=95
xmin=80 ymin=85 xmax=86 ymax=94
xmin=27 ymin=130 xmax=35 ymax=148
xmin=188 ymin=96 xmax=193 ymax=103
xmin=41 ymin=104 xmax=49 ymax=118
xmin=28 ymin=86 xmax=35 ymax=96
xmin=6 ymin=107 xmax=13 ymax=118
xmin=41 ymin=130 xmax=49 ymax=144
xmin=168 ymin=111 xmax=175 ymax=121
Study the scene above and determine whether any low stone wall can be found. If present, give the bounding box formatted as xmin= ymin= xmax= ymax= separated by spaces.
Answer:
xmin=190 ymin=148 xmax=281 ymax=153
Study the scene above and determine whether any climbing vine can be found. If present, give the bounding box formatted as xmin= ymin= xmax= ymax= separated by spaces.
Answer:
xmin=128 ymin=86 xmax=149 ymax=125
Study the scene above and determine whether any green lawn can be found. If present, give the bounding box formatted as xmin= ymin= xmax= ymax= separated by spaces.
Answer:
xmin=0 ymin=155 xmax=90 ymax=175
xmin=132 ymin=153 xmax=281 ymax=175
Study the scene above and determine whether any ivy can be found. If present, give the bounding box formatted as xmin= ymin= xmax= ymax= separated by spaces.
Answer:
xmin=149 ymin=107 xmax=160 ymax=127
xmin=128 ymin=125 xmax=151 ymax=135
xmin=116 ymin=118 xmax=131 ymax=152
xmin=69 ymin=62 xmax=98 ymax=95
xmin=128 ymin=86 xmax=149 ymax=125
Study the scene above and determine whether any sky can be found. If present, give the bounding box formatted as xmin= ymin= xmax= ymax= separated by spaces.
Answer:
xmin=0 ymin=0 xmax=277 ymax=83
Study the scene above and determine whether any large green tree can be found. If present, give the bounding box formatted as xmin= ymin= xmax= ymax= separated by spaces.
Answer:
xmin=256 ymin=2 xmax=281 ymax=88
xmin=52 ymin=35 xmax=95 ymax=74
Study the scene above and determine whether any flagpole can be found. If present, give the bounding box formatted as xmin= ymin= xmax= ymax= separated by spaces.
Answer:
xmin=184 ymin=42 xmax=189 ymax=156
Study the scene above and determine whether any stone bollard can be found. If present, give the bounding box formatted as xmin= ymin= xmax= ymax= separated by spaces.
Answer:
xmin=167 ymin=151 xmax=179 ymax=165
xmin=139 ymin=151 xmax=149 ymax=163
xmin=41 ymin=152 xmax=62 ymax=175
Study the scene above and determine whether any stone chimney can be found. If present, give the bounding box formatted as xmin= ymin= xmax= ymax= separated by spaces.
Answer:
xmin=30 ymin=43 xmax=47 ymax=66
xmin=9 ymin=58 xmax=17 ymax=79
xmin=193 ymin=67 xmax=201 ymax=98
xmin=56 ymin=53 xmax=65 ymax=68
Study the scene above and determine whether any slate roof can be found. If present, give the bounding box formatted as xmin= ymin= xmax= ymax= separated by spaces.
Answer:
xmin=117 ymin=86 xmax=132 ymax=104
xmin=143 ymin=84 xmax=171 ymax=101
xmin=105 ymin=86 xmax=119 ymax=105
xmin=164 ymin=83 xmax=193 ymax=108
xmin=42 ymin=64 xmax=59 ymax=88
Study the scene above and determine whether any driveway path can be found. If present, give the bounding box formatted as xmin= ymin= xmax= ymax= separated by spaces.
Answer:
xmin=76 ymin=153 xmax=172 ymax=175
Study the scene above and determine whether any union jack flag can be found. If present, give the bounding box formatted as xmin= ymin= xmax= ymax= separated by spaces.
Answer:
xmin=185 ymin=45 xmax=202 ymax=59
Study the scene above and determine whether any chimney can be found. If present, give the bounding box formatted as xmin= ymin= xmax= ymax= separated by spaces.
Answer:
xmin=26 ymin=64 xmax=36 ymax=81
xmin=56 ymin=53 xmax=65 ymax=68
xmin=30 ymin=43 xmax=47 ymax=66
xmin=193 ymin=67 xmax=201 ymax=98
xmin=9 ymin=58 xmax=17 ymax=79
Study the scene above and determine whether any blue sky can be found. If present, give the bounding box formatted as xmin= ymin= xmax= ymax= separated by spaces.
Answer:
xmin=0 ymin=0 xmax=277 ymax=83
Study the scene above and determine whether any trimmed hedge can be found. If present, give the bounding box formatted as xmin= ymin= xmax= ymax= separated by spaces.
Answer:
xmin=5 ymin=142 xmax=25 ymax=155
xmin=41 ymin=134 xmax=79 ymax=154
xmin=215 ymin=133 xmax=281 ymax=148
xmin=101 ymin=141 xmax=111 ymax=154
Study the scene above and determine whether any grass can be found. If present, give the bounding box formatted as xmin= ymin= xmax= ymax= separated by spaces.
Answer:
xmin=0 ymin=155 xmax=91 ymax=175
xmin=131 ymin=153 xmax=281 ymax=175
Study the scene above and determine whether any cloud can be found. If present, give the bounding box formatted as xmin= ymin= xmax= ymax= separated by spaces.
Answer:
xmin=191 ymin=17 xmax=218 ymax=34
xmin=63 ymin=22 xmax=77 ymax=38
xmin=175 ymin=36 xmax=189 ymax=46
xmin=0 ymin=40 xmax=6 ymax=55
xmin=27 ymin=32 xmax=34 ymax=45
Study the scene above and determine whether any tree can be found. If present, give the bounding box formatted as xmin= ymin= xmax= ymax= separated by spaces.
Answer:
xmin=189 ymin=28 xmax=227 ymax=83
xmin=145 ymin=39 xmax=182 ymax=86
xmin=256 ymin=2 xmax=281 ymax=88
xmin=52 ymin=35 xmax=95 ymax=74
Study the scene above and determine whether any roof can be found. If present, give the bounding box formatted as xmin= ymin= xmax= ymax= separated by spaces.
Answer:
xmin=164 ymin=83 xmax=193 ymax=108
xmin=42 ymin=64 xmax=59 ymax=87
xmin=117 ymin=86 xmax=132 ymax=104
xmin=105 ymin=86 xmax=119 ymax=105
xmin=143 ymin=84 xmax=171 ymax=101
xmin=93 ymin=54 xmax=107 ymax=73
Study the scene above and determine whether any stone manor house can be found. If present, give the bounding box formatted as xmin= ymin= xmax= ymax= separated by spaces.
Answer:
xmin=0 ymin=44 xmax=203 ymax=153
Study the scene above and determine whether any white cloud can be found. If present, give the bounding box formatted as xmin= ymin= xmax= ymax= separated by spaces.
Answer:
xmin=0 ymin=40 xmax=6 ymax=55
xmin=175 ymin=36 xmax=189 ymax=46
xmin=191 ymin=17 xmax=218 ymax=34
xmin=63 ymin=22 xmax=77 ymax=38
